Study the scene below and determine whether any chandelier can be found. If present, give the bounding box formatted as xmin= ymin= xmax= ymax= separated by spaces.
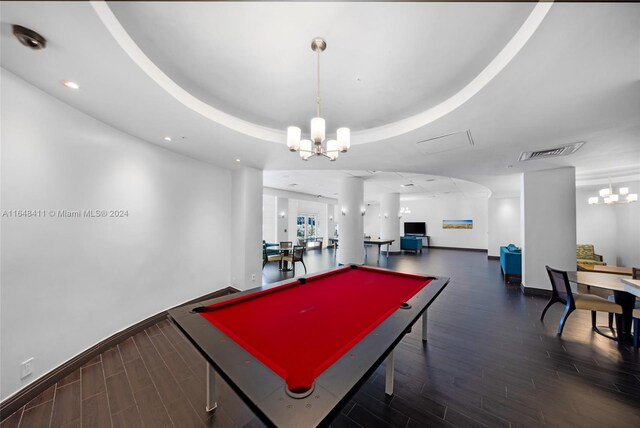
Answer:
xmin=286 ymin=38 xmax=350 ymax=161
xmin=588 ymin=178 xmax=637 ymax=205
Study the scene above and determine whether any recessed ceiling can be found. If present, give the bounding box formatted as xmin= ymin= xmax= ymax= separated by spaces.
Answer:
xmin=108 ymin=1 xmax=535 ymax=132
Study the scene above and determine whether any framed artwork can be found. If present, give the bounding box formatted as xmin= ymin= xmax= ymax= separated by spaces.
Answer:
xmin=443 ymin=219 xmax=473 ymax=229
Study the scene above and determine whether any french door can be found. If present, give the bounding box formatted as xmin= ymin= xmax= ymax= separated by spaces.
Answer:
xmin=297 ymin=214 xmax=318 ymax=242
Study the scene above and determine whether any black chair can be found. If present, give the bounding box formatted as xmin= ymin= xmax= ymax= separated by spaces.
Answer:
xmin=262 ymin=247 xmax=282 ymax=269
xmin=541 ymin=266 xmax=622 ymax=337
xmin=282 ymin=246 xmax=307 ymax=276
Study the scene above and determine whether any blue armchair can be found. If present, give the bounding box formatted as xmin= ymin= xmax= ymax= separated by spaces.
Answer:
xmin=500 ymin=244 xmax=521 ymax=283
xmin=263 ymin=241 xmax=279 ymax=256
xmin=401 ymin=236 xmax=423 ymax=253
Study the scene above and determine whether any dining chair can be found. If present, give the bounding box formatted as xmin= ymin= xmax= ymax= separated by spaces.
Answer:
xmin=282 ymin=245 xmax=307 ymax=276
xmin=607 ymin=266 xmax=640 ymax=329
xmin=262 ymin=247 xmax=283 ymax=269
xmin=541 ymin=266 xmax=623 ymax=337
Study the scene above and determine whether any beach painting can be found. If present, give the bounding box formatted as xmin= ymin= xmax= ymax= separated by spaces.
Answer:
xmin=443 ymin=219 xmax=473 ymax=229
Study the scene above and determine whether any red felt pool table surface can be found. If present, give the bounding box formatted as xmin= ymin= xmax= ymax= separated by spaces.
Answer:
xmin=198 ymin=265 xmax=432 ymax=392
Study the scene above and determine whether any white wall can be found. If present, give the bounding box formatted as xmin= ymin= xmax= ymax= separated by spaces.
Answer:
xmin=276 ymin=197 xmax=289 ymax=243
xmin=1 ymin=70 xmax=232 ymax=401
xmin=363 ymin=204 xmax=380 ymax=238
xmin=487 ymin=197 xmax=521 ymax=257
xmin=262 ymin=194 xmax=276 ymax=243
xmin=576 ymin=189 xmax=617 ymax=265
xmin=614 ymin=181 xmax=640 ymax=267
xmin=575 ymin=181 xmax=640 ymax=267
xmin=400 ymin=195 xmax=488 ymax=250
xmin=521 ymin=168 xmax=576 ymax=291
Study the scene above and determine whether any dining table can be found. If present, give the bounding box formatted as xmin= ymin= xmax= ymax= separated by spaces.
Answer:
xmin=567 ymin=271 xmax=639 ymax=343
xmin=268 ymin=246 xmax=294 ymax=271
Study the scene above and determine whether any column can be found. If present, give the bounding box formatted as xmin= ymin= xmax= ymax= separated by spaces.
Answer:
xmin=521 ymin=167 xmax=576 ymax=292
xmin=337 ymin=177 xmax=364 ymax=265
xmin=380 ymin=193 xmax=401 ymax=252
xmin=231 ymin=167 xmax=263 ymax=290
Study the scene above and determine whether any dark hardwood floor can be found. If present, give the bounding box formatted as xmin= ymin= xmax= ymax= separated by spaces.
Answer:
xmin=2 ymin=247 xmax=640 ymax=427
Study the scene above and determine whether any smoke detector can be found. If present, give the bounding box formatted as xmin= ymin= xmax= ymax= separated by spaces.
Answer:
xmin=12 ymin=25 xmax=47 ymax=50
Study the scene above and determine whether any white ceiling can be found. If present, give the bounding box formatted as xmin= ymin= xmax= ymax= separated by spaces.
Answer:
xmin=1 ymin=1 xmax=639 ymax=200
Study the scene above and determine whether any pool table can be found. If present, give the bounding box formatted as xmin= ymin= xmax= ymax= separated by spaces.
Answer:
xmin=168 ymin=265 xmax=449 ymax=427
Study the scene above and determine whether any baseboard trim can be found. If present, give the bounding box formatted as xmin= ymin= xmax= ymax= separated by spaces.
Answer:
xmin=429 ymin=246 xmax=487 ymax=253
xmin=521 ymin=285 xmax=552 ymax=297
xmin=0 ymin=286 xmax=238 ymax=420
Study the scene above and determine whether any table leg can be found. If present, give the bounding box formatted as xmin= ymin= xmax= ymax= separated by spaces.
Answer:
xmin=206 ymin=364 xmax=217 ymax=412
xmin=377 ymin=244 xmax=381 ymax=265
xmin=422 ymin=311 xmax=428 ymax=342
xmin=614 ymin=290 xmax=636 ymax=343
xmin=385 ymin=351 xmax=394 ymax=396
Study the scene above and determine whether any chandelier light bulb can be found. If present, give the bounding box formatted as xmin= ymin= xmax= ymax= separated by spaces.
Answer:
xmin=619 ymin=187 xmax=629 ymax=195
xmin=287 ymin=127 xmax=301 ymax=151
xmin=599 ymin=188 xmax=611 ymax=197
xmin=326 ymin=139 xmax=338 ymax=161
xmin=299 ymin=139 xmax=312 ymax=160
xmin=588 ymin=197 xmax=599 ymax=205
xmin=310 ymin=117 xmax=325 ymax=143
xmin=337 ymin=127 xmax=351 ymax=152
xmin=627 ymin=193 xmax=638 ymax=202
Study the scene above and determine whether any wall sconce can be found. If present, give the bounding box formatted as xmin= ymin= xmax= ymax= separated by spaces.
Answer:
xmin=384 ymin=213 xmax=389 ymax=219
xmin=329 ymin=215 xmax=333 ymax=221
xmin=280 ymin=212 xmax=286 ymax=218
xmin=360 ymin=208 xmax=366 ymax=216
xmin=398 ymin=213 xmax=403 ymax=219
xmin=341 ymin=208 xmax=347 ymax=216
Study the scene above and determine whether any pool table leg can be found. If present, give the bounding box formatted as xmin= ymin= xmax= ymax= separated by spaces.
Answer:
xmin=422 ymin=311 xmax=428 ymax=341
xmin=385 ymin=351 xmax=394 ymax=396
xmin=206 ymin=364 xmax=218 ymax=412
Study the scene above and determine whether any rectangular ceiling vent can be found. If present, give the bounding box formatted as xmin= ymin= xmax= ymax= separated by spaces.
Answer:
xmin=519 ymin=141 xmax=584 ymax=162
xmin=415 ymin=130 xmax=475 ymax=156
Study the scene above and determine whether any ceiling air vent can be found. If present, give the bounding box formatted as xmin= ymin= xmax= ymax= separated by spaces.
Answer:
xmin=519 ymin=142 xmax=584 ymax=162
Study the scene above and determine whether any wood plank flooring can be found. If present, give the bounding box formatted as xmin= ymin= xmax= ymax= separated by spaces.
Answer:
xmin=2 ymin=248 xmax=640 ymax=427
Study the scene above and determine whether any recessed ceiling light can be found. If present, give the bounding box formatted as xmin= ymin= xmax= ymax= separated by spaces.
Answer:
xmin=401 ymin=183 xmax=414 ymax=188
xmin=235 ymin=159 xmax=241 ymax=162
xmin=290 ymin=183 xmax=298 ymax=187
xmin=425 ymin=178 xmax=435 ymax=182
xmin=61 ymin=80 xmax=79 ymax=90
xmin=507 ymin=165 xmax=514 ymax=168
xmin=164 ymin=136 xmax=172 ymax=142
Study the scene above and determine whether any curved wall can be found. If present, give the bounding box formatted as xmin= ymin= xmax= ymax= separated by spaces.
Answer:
xmin=1 ymin=69 xmax=232 ymax=401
